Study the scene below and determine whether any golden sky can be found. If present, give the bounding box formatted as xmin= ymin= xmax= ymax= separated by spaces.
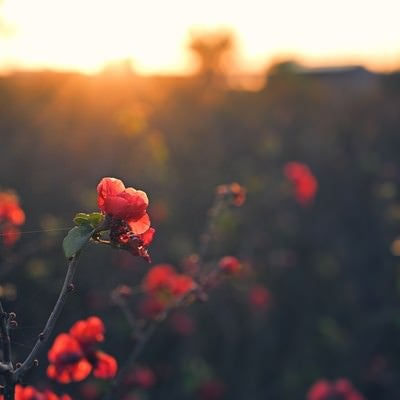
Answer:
xmin=1 ymin=0 xmax=400 ymax=75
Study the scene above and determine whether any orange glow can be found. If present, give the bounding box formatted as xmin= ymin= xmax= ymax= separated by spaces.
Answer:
xmin=1 ymin=0 xmax=400 ymax=75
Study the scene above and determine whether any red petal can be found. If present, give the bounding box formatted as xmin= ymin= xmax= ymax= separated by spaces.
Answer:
xmin=93 ymin=351 xmax=118 ymax=379
xmin=47 ymin=358 xmax=92 ymax=383
xmin=143 ymin=264 xmax=176 ymax=292
xmin=48 ymin=334 xmax=83 ymax=364
xmin=97 ymin=177 xmax=125 ymax=210
xmin=140 ymin=227 xmax=155 ymax=246
xmin=70 ymin=316 xmax=105 ymax=346
xmin=104 ymin=196 xmax=129 ymax=218
xmin=128 ymin=213 xmax=151 ymax=235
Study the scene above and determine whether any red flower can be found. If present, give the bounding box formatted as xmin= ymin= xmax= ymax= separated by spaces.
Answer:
xmin=307 ymin=378 xmax=365 ymax=400
xmin=0 ymin=192 xmax=25 ymax=225
xmin=140 ymin=265 xmax=196 ymax=317
xmin=306 ymin=379 xmax=332 ymax=400
xmin=143 ymin=264 xmax=175 ymax=292
xmin=11 ymin=385 xmax=72 ymax=400
xmin=0 ymin=191 xmax=25 ymax=247
xmin=69 ymin=316 xmax=105 ymax=346
xmin=47 ymin=316 xmax=117 ymax=384
xmin=170 ymin=275 xmax=195 ymax=297
xmin=97 ymin=177 xmax=150 ymax=234
xmin=218 ymin=256 xmax=241 ymax=275
xmin=284 ymin=162 xmax=318 ymax=206
xmin=47 ymin=333 xmax=92 ymax=383
xmin=92 ymin=351 xmax=118 ymax=379
xmin=216 ymin=183 xmax=246 ymax=206
xmin=143 ymin=264 xmax=196 ymax=302
xmin=248 ymin=285 xmax=271 ymax=311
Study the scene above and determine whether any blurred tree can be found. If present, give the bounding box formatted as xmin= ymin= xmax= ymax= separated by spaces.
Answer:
xmin=189 ymin=30 xmax=235 ymax=87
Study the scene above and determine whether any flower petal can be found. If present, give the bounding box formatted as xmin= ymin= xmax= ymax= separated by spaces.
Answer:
xmin=127 ymin=213 xmax=151 ymax=235
xmin=92 ymin=351 xmax=118 ymax=379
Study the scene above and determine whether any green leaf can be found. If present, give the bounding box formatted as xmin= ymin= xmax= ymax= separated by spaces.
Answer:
xmin=73 ymin=213 xmax=90 ymax=226
xmin=88 ymin=212 xmax=105 ymax=228
xmin=73 ymin=212 xmax=105 ymax=229
xmin=63 ymin=225 xmax=94 ymax=258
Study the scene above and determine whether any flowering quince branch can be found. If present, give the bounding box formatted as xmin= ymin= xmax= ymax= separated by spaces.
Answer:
xmin=0 ymin=177 xmax=157 ymax=399
xmin=198 ymin=182 xmax=246 ymax=265
xmin=0 ymin=177 xmax=245 ymax=400
xmin=101 ymin=182 xmax=246 ymax=399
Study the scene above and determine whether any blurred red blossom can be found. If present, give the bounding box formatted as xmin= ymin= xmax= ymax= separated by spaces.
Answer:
xmin=47 ymin=316 xmax=117 ymax=383
xmin=69 ymin=316 xmax=105 ymax=346
xmin=307 ymin=378 xmax=365 ymax=400
xmin=218 ymin=256 xmax=241 ymax=275
xmin=169 ymin=311 xmax=196 ymax=336
xmin=143 ymin=264 xmax=196 ymax=301
xmin=140 ymin=265 xmax=196 ymax=318
xmin=0 ymin=191 xmax=25 ymax=247
xmin=124 ymin=365 xmax=156 ymax=389
xmin=248 ymin=285 xmax=271 ymax=311
xmin=0 ymin=384 xmax=72 ymax=400
xmin=284 ymin=161 xmax=318 ymax=207
xmin=216 ymin=182 xmax=246 ymax=206
xmin=198 ymin=379 xmax=225 ymax=400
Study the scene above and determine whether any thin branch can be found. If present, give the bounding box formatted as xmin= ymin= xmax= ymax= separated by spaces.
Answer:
xmin=0 ymin=302 xmax=12 ymax=368
xmin=198 ymin=196 xmax=224 ymax=263
xmin=0 ymin=302 xmax=14 ymax=400
xmin=14 ymin=254 xmax=80 ymax=381
xmin=112 ymin=296 xmax=137 ymax=332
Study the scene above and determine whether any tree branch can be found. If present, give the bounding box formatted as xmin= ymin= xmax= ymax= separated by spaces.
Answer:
xmin=0 ymin=301 xmax=14 ymax=400
xmin=15 ymin=254 xmax=80 ymax=381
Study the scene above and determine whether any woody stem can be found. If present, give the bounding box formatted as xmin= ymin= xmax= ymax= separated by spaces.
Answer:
xmin=14 ymin=253 xmax=80 ymax=381
xmin=0 ymin=302 xmax=14 ymax=400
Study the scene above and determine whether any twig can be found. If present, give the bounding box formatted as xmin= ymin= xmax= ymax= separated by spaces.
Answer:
xmin=198 ymin=195 xmax=225 ymax=263
xmin=112 ymin=295 xmax=137 ymax=332
xmin=0 ymin=302 xmax=14 ymax=400
xmin=14 ymin=254 xmax=81 ymax=381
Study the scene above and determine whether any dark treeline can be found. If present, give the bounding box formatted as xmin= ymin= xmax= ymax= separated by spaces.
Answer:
xmin=1 ymin=60 xmax=400 ymax=399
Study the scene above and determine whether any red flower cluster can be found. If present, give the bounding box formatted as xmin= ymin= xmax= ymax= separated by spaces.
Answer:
xmin=307 ymin=378 xmax=365 ymax=400
xmin=0 ymin=385 xmax=71 ymax=400
xmin=47 ymin=316 xmax=117 ymax=384
xmin=97 ymin=177 xmax=155 ymax=262
xmin=0 ymin=191 xmax=25 ymax=247
xmin=284 ymin=162 xmax=318 ymax=207
xmin=216 ymin=182 xmax=246 ymax=207
xmin=141 ymin=264 xmax=196 ymax=315
xmin=218 ymin=256 xmax=242 ymax=275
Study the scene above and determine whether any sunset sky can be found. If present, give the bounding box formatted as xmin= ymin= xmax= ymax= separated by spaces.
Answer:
xmin=1 ymin=0 xmax=399 ymax=75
